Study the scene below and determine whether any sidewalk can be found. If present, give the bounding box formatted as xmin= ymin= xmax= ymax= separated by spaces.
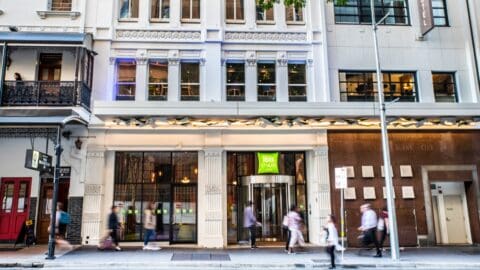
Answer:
xmin=1 ymin=244 xmax=479 ymax=269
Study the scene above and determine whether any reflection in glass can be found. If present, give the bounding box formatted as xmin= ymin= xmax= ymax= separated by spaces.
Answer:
xmin=116 ymin=60 xmax=136 ymax=100
xmin=433 ymin=73 xmax=457 ymax=102
xmin=181 ymin=63 xmax=200 ymax=101
xmin=257 ymin=63 xmax=276 ymax=101
xmin=226 ymin=63 xmax=245 ymax=101
xmin=149 ymin=61 xmax=168 ymax=101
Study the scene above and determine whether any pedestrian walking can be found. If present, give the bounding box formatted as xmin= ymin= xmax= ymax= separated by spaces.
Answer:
xmin=282 ymin=214 xmax=290 ymax=252
xmin=48 ymin=202 xmax=72 ymax=250
xmin=108 ymin=205 xmax=122 ymax=251
xmin=377 ymin=207 xmax=389 ymax=249
xmin=287 ymin=205 xmax=305 ymax=254
xmin=324 ymin=214 xmax=339 ymax=269
xmin=243 ymin=201 xmax=259 ymax=249
xmin=143 ymin=202 xmax=160 ymax=250
xmin=358 ymin=204 xmax=381 ymax=257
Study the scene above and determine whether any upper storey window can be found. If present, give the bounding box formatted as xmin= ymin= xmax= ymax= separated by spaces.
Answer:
xmin=182 ymin=0 xmax=201 ymax=21
xmin=226 ymin=0 xmax=245 ymax=22
xmin=256 ymin=2 xmax=274 ymax=23
xmin=432 ymin=72 xmax=457 ymax=102
xmin=432 ymin=0 xmax=448 ymax=26
xmin=181 ymin=63 xmax=200 ymax=101
xmin=151 ymin=0 xmax=170 ymax=21
xmin=50 ymin=0 xmax=72 ymax=11
xmin=257 ymin=62 xmax=276 ymax=101
xmin=119 ymin=0 xmax=139 ymax=20
xmin=286 ymin=5 xmax=304 ymax=24
xmin=334 ymin=0 xmax=409 ymax=25
xmin=116 ymin=60 xmax=136 ymax=101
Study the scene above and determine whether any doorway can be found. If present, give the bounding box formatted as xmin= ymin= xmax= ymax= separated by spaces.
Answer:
xmin=241 ymin=175 xmax=294 ymax=242
xmin=36 ymin=179 xmax=70 ymax=244
xmin=0 ymin=178 xmax=31 ymax=241
xmin=431 ymin=182 xmax=472 ymax=245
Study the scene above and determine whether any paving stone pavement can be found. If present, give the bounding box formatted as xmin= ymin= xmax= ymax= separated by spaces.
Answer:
xmin=1 ymin=244 xmax=479 ymax=269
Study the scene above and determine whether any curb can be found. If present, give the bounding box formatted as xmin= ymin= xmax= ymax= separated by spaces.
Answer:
xmin=0 ymin=262 xmax=44 ymax=268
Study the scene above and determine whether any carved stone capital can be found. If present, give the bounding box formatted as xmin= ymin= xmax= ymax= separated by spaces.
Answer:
xmin=168 ymin=58 xmax=180 ymax=66
xmin=109 ymin=57 xmax=116 ymax=65
xmin=199 ymin=58 xmax=206 ymax=66
xmin=277 ymin=58 xmax=288 ymax=67
xmin=307 ymin=59 xmax=314 ymax=67
xmin=246 ymin=58 xmax=257 ymax=67
xmin=313 ymin=146 xmax=328 ymax=157
xmin=136 ymin=57 xmax=148 ymax=65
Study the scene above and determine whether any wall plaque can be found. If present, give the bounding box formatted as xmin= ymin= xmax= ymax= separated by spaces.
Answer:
xmin=363 ymin=187 xmax=376 ymax=200
xmin=344 ymin=187 xmax=356 ymax=200
xmin=402 ymin=186 xmax=415 ymax=199
xmin=362 ymin=166 xmax=374 ymax=178
xmin=400 ymin=165 xmax=413 ymax=178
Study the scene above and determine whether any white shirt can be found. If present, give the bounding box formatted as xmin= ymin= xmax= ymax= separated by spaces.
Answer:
xmin=361 ymin=209 xmax=378 ymax=230
xmin=326 ymin=222 xmax=339 ymax=246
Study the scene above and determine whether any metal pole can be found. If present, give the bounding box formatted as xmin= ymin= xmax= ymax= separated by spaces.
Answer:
xmin=0 ymin=42 xmax=8 ymax=104
xmin=46 ymin=126 xmax=63 ymax=260
xmin=370 ymin=0 xmax=400 ymax=261
xmin=340 ymin=188 xmax=345 ymax=261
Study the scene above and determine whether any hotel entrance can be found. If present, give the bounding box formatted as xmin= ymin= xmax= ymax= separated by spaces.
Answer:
xmin=242 ymin=175 xmax=294 ymax=242
xmin=227 ymin=152 xmax=308 ymax=245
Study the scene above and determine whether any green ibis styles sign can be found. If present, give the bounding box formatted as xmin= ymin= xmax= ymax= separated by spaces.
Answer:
xmin=257 ymin=152 xmax=279 ymax=174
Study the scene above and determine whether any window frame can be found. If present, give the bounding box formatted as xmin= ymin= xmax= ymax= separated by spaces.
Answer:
xmin=432 ymin=72 xmax=457 ymax=103
xmin=225 ymin=61 xmax=246 ymax=101
xmin=226 ymin=0 xmax=245 ymax=23
xmin=49 ymin=0 xmax=72 ymax=12
xmin=119 ymin=0 xmax=140 ymax=21
xmin=148 ymin=60 xmax=169 ymax=101
xmin=432 ymin=0 xmax=449 ymax=27
xmin=116 ymin=59 xmax=137 ymax=101
xmin=257 ymin=62 xmax=277 ymax=102
xmin=288 ymin=63 xmax=307 ymax=102
xmin=338 ymin=70 xmax=418 ymax=102
xmin=180 ymin=62 xmax=201 ymax=101
xmin=256 ymin=3 xmax=275 ymax=24
xmin=150 ymin=0 xmax=170 ymax=22
xmin=333 ymin=0 xmax=411 ymax=26
xmin=285 ymin=5 xmax=305 ymax=25
xmin=181 ymin=0 xmax=201 ymax=22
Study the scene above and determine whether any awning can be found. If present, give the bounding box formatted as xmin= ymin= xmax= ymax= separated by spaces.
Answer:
xmin=0 ymin=32 xmax=92 ymax=49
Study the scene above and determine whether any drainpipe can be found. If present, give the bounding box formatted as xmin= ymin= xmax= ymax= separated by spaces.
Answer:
xmin=466 ymin=0 xmax=480 ymax=95
xmin=0 ymin=42 xmax=8 ymax=105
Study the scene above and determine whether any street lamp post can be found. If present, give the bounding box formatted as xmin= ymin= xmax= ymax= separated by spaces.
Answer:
xmin=370 ymin=0 xmax=400 ymax=261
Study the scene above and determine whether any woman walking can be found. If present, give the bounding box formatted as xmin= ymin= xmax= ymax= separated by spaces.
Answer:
xmin=287 ymin=205 xmax=305 ymax=254
xmin=108 ymin=205 xmax=122 ymax=251
xmin=143 ymin=202 xmax=160 ymax=250
xmin=325 ymin=214 xmax=339 ymax=269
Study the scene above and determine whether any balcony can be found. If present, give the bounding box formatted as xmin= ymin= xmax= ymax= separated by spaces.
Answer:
xmin=2 ymin=81 xmax=91 ymax=110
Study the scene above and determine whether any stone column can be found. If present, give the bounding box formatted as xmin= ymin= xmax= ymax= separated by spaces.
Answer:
xmin=135 ymin=57 xmax=148 ymax=101
xmin=168 ymin=55 xmax=180 ymax=102
xmin=276 ymin=54 xmax=289 ymax=102
xmin=81 ymin=150 xmax=106 ymax=245
xmin=245 ymin=54 xmax=257 ymax=102
xmin=306 ymin=146 xmax=331 ymax=245
xmin=107 ymin=57 xmax=116 ymax=101
xmin=197 ymin=148 xmax=225 ymax=248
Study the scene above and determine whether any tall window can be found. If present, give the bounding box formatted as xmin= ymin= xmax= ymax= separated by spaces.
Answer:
xmin=286 ymin=5 xmax=304 ymax=23
xmin=432 ymin=72 xmax=457 ymax=102
xmin=339 ymin=71 xmax=417 ymax=102
xmin=181 ymin=63 xmax=200 ymax=101
xmin=50 ymin=0 xmax=72 ymax=11
xmin=119 ymin=0 xmax=139 ymax=19
xmin=149 ymin=61 xmax=168 ymax=101
xmin=288 ymin=63 xmax=306 ymax=101
xmin=257 ymin=62 xmax=276 ymax=101
xmin=116 ymin=60 xmax=136 ymax=101
xmin=226 ymin=63 xmax=245 ymax=101
xmin=334 ymin=0 xmax=409 ymax=25
xmin=226 ymin=0 xmax=244 ymax=22
xmin=432 ymin=0 xmax=448 ymax=26
xmin=151 ymin=0 xmax=170 ymax=20
xmin=182 ymin=0 xmax=200 ymax=20
xmin=256 ymin=3 xmax=274 ymax=23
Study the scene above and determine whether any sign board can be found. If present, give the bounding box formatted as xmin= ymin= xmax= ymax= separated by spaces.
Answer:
xmin=58 ymin=167 xmax=71 ymax=179
xmin=418 ymin=0 xmax=434 ymax=36
xmin=335 ymin=167 xmax=348 ymax=189
xmin=257 ymin=152 xmax=279 ymax=174
xmin=24 ymin=149 xmax=52 ymax=172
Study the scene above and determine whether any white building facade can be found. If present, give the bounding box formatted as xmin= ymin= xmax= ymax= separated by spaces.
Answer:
xmin=1 ymin=0 xmax=480 ymax=248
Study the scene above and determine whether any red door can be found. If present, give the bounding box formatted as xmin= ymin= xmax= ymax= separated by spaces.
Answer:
xmin=0 ymin=178 xmax=31 ymax=241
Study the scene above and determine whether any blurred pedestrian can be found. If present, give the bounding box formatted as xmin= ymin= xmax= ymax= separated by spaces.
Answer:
xmin=108 ymin=205 xmax=122 ymax=251
xmin=324 ymin=214 xmax=339 ymax=269
xmin=48 ymin=202 xmax=72 ymax=250
xmin=243 ymin=201 xmax=259 ymax=249
xmin=377 ymin=207 xmax=389 ymax=249
xmin=358 ymin=204 xmax=381 ymax=257
xmin=287 ymin=205 xmax=305 ymax=254
xmin=143 ymin=202 xmax=160 ymax=250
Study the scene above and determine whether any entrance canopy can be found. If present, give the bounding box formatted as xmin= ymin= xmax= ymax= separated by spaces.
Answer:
xmin=0 ymin=32 xmax=93 ymax=49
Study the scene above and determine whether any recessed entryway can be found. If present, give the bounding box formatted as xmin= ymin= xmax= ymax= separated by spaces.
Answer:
xmin=431 ymin=182 xmax=472 ymax=245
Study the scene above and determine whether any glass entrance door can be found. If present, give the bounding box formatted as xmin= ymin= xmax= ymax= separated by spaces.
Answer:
xmin=252 ymin=184 xmax=288 ymax=241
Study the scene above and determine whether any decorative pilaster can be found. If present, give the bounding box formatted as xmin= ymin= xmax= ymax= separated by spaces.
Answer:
xmin=168 ymin=55 xmax=180 ymax=102
xmin=198 ymin=149 xmax=225 ymax=248
xmin=307 ymin=146 xmax=331 ymax=245
xmin=276 ymin=53 xmax=289 ymax=102
xmin=81 ymin=150 xmax=105 ymax=245
xmin=135 ymin=57 xmax=148 ymax=101
xmin=245 ymin=52 xmax=257 ymax=102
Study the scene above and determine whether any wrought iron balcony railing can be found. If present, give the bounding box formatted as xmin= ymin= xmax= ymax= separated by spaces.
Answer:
xmin=2 ymin=81 xmax=91 ymax=110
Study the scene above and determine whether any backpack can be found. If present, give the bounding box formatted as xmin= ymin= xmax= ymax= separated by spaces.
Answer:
xmin=59 ymin=211 xmax=71 ymax=225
